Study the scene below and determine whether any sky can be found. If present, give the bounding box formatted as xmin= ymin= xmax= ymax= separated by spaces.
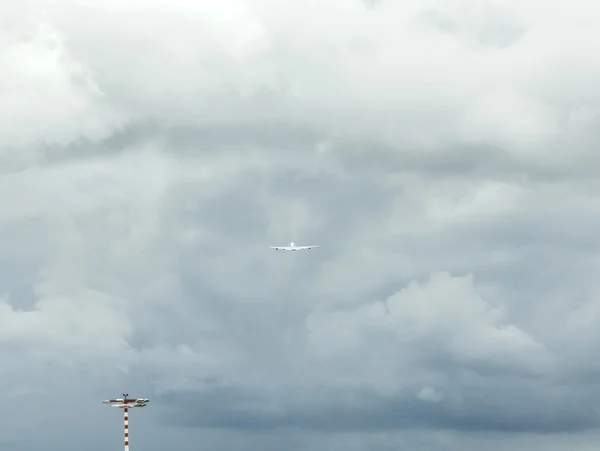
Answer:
xmin=1 ymin=0 xmax=600 ymax=450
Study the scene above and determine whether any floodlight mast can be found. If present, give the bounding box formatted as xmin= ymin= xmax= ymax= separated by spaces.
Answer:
xmin=102 ymin=393 xmax=150 ymax=451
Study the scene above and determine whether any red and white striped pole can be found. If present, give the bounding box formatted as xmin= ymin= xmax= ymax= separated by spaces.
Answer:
xmin=124 ymin=405 xmax=129 ymax=451
xmin=103 ymin=393 xmax=150 ymax=451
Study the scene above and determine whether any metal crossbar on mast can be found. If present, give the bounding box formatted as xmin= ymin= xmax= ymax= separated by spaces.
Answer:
xmin=103 ymin=393 xmax=150 ymax=451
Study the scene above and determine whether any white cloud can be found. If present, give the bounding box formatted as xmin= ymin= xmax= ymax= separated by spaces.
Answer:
xmin=306 ymin=271 xmax=552 ymax=393
xmin=0 ymin=288 xmax=131 ymax=350
xmin=26 ymin=0 xmax=598 ymax=159
xmin=0 ymin=22 xmax=125 ymax=155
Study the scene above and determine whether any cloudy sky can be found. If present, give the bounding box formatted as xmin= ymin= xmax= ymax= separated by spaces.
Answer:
xmin=2 ymin=0 xmax=600 ymax=450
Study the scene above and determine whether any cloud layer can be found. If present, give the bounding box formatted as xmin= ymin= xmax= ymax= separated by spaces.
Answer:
xmin=2 ymin=1 xmax=600 ymax=450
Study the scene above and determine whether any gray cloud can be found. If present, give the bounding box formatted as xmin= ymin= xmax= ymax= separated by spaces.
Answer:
xmin=159 ymin=382 xmax=600 ymax=434
xmin=2 ymin=1 xmax=600 ymax=451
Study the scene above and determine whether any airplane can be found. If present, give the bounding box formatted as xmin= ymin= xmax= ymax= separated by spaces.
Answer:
xmin=269 ymin=241 xmax=319 ymax=251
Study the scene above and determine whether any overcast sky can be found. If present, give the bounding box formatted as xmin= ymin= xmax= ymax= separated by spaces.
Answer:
xmin=1 ymin=0 xmax=600 ymax=450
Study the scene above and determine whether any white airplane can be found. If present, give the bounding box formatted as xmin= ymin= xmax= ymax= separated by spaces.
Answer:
xmin=269 ymin=241 xmax=319 ymax=251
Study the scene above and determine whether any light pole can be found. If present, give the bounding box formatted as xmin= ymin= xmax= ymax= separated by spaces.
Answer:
xmin=103 ymin=393 xmax=150 ymax=451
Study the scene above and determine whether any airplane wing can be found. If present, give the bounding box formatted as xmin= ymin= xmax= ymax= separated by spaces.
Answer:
xmin=294 ymin=245 xmax=319 ymax=250
xmin=269 ymin=246 xmax=292 ymax=251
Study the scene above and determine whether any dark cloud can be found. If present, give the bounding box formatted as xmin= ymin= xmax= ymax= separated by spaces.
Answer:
xmin=158 ymin=382 xmax=600 ymax=434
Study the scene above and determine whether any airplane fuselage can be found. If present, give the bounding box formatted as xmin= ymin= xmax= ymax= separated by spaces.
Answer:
xmin=269 ymin=241 xmax=318 ymax=251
